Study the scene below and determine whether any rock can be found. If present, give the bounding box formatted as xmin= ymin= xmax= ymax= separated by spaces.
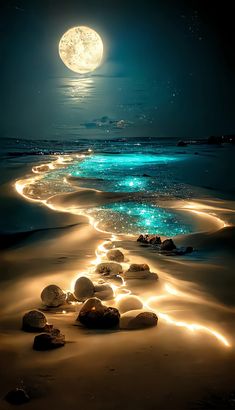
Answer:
xmin=94 ymin=284 xmax=114 ymax=300
xmin=66 ymin=291 xmax=78 ymax=303
xmin=96 ymin=262 xmax=123 ymax=277
xmin=77 ymin=297 xmax=120 ymax=329
xmin=120 ymin=309 xmax=158 ymax=329
xmin=33 ymin=329 xmax=65 ymax=351
xmin=74 ymin=276 xmax=94 ymax=302
xmin=149 ymin=236 xmax=161 ymax=245
xmin=117 ymin=295 xmax=143 ymax=313
xmin=41 ymin=284 xmax=66 ymax=307
xmin=137 ymin=234 xmax=149 ymax=243
xmin=128 ymin=263 xmax=150 ymax=271
xmin=142 ymin=173 xmax=151 ymax=177
xmin=5 ymin=388 xmax=30 ymax=405
xmin=177 ymin=140 xmax=187 ymax=147
xmin=160 ymin=239 xmax=176 ymax=251
xmin=79 ymin=297 xmax=103 ymax=312
xmin=168 ymin=246 xmax=194 ymax=256
xmin=103 ymin=241 xmax=114 ymax=250
xmin=22 ymin=310 xmax=47 ymax=332
xmin=123 ymin=263 xmax=151 ymax=279
xmin=106 ymin=249 xmax=124 ymax=262
xmin=137 ymin=234 xmax=161 ymax=245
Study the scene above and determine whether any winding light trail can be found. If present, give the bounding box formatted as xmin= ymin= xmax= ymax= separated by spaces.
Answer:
xmin=14 ymin=154 xmax=231 ymax=348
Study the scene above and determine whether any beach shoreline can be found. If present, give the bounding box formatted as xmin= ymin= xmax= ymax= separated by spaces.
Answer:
xmin=0 ymin=146 xmax=235 ymax=409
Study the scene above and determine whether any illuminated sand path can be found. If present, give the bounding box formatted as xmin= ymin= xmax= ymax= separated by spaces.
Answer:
xmin=14 ymin=154 xmax=233 ymax=348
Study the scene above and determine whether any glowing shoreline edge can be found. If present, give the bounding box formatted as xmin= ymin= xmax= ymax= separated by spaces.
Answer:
xmin=14 ymin=154 xmax=231 ymax=348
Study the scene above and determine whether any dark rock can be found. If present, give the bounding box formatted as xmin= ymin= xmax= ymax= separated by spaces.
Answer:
xmin=142 ymin=173 xmax=151 ymax=177
xmin=160 ymin=239 xmax=176 ymax=251
xmin=137 ymin=234 xmax=149 ymax=243
xmin=163 ymin=246 xmax=194 ymax=256
xmin=149 ymin=236 xmax=161 ymax=245
xmin=177 ymin=140 xmax=187 ymax=147
xmin=33 ymin=329 xmax=65 ymax=351
xmin=137 ymin=234 xmax=161 ymax=245
xmin=77 ymin=297 xmax=120 ymax=329
xmin=22 ymin=310 xmax=47 ymax=332
xmin=5 ymin=388 xmax=30 ymax=405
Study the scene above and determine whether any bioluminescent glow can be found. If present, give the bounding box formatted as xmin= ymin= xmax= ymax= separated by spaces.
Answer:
xmin=14 ymin=154 xmax=232 ymax=349
xmin=87 ymin=201 xmax=193 ymax=235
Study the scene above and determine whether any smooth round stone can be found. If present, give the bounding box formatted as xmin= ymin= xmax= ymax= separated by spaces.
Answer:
xmin=96 ymin=262 xmax=123 ymax=277
xmin=106 ymin=249 xmax=124 ymax=262
xmin=117 ymin=295 xmax=143 ymax=313
xmin=94 ymin=284 xmax=114 ymax=300
xmin=22 ymin=310 xmax=47 ymax=332
xmin=41 ymin=284 xmax=66 ymax=307
xmin=120 ymin=309 xmax=158 ymax=329
xmin=74 ymin=276 xmax=94 ymax=301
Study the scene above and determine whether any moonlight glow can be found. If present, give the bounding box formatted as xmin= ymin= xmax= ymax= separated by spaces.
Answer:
xmin=58 ymin=26 xmax=103 ymax=74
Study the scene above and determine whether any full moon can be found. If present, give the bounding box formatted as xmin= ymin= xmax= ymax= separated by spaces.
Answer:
xmin=59 ymin=26 xmax=103 ymax=74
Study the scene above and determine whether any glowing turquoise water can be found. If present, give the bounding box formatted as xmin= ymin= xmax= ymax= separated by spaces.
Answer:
xmin=44 ymin=152 xmax=193 ymax=236
xmin=65 ymin=153 xmax=188 ymax=193
xmin=88 ymin=201 xmax=192 ymax=236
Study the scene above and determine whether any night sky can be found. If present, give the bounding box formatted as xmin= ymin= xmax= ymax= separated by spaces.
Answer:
xmin=1 ymin=0 xmax=235 ymax=140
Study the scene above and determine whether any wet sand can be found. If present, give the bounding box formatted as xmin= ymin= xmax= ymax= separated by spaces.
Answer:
xmin=0 ymin=153 xmax=235 ymax=409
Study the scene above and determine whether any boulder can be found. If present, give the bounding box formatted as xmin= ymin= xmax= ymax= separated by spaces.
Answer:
xmin=5 ymin=388 xmax=30 ymax=405
xmin=33 ymin=329 xmax=65 ymax=351
xmin=106 ymin=249 xmax=124 ymax=262
xmin=120 ymin=309 xmax=158 ymax=329
xmin=77 ymin=297 xmax=120 ymax=329
xmin=96 ymin=262 xmax=123 ymax=277
xmin=41 ymin=284 xmax=66 ymax=307
xmin=22 ymin=310 xmax=47 ymax=332
xmin=160 ymin=239 xmax=176 ymax=251
xmin=94 ymin=284 xmax=114 ymax=300
xmin=117 ymin=295 xmax=143 ymax=313
xmin=74 ymin=276 xmax=94 ymax=301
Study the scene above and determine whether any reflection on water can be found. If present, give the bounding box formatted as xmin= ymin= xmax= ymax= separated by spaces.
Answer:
xmin=58 ymin=77 xmax=94 ymax=105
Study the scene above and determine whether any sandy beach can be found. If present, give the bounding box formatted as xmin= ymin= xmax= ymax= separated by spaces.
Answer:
xmin=0 ymin=145 xmax=235 ymax=410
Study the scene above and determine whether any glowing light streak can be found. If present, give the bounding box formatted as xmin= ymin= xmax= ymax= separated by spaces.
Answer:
xmin=14 ymin=155 xmax=232 ymax=349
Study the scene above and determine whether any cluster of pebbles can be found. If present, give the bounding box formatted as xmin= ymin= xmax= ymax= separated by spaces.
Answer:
xmin=137 ymin=235 xmax=193 ymax=256
xmin=21 ymin=240 xmax=159 ymax=355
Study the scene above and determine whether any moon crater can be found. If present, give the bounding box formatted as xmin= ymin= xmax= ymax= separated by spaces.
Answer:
xmin=59 ymin=26 xmax=103 ymax=74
